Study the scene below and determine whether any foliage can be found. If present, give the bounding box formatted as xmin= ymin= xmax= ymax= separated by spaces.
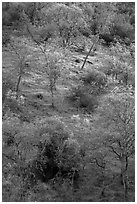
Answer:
xmin=37 ymin=23 xmax=56 ymax=43
xmin=2 ymin=2 xmax=135 ymax=202
xmin=2 ymin=119 xmax=83 ymax=201
xmin=81 ymin=70 xmax=107 ymax=89
xmin=112 ymin=14 xmax=134 ymax=41
xmin=109 ymin=41 xmax=135 ymax=86
xmin=89 ymin=2 xmax=135 ymax=45
xmin=67 ymin=85 xmax=99 ymax=112
xmin=2 ymin=2 xmax=135 ymax=47
xmin=29 ymin=121 xmax=81 ymax=184
xmin=67 ymin=69 xmax=108 ymax=112
xmin=40 ymin=3 xmax=88 ymax=46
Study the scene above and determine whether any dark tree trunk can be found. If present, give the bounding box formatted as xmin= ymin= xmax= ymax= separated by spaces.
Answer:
xmin=120 ymin=156 xmax=129 ymax=202
xmin=16 ymin=74 xmax=22 ymax=99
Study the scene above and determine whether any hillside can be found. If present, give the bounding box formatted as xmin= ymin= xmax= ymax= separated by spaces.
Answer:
xmin=2 ymin=2 xmax=135 ymax=202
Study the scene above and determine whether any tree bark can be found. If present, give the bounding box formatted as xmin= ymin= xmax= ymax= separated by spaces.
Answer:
xmin=120 ymin=156 xmax=129 ymax=202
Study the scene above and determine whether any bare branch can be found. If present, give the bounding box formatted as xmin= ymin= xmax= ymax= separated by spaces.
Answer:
xmin=109 ymin=145 xmax=121 ymax=158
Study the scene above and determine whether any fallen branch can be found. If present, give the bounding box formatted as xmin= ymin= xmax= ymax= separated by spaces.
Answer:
xmin=81 ymin=35 xmax=99 ymax=70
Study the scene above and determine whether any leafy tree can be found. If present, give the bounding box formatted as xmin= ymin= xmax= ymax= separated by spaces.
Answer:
xmin=91 ymin=3 xmax=116 ymax=35
xmin=90 ymin=2 xmax=135 ymax=45
xmin=112 ymin=14 xmax=134 ymax=41
xmin=96 ymin=92 xmax=134 ymax=201
xmin=40 ymin=3 xmax=88 ymax=46
xmin=2 ymin=2 xmax=30 ymax=46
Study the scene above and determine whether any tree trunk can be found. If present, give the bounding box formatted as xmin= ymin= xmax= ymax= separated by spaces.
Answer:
xmin=120 ymin=156 xmax=129 ymax=202
xmin=51 ymin=89 xmax=54 ymax=108
xmin=16 ymin=74 xmax=22 ymax=99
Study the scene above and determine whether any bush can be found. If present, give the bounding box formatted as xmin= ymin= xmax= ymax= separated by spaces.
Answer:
xmin=24 ymin=121 xmax=82 ymax=190
xmin=67 ymin=86 xmax=99 ymax=112
xmin=36 ymin=23 xmax=56 ymax=43
xmin=99 ymin=33 xmax=114 ymax=46
xmin=78 ymin=93 xmax=98 ymax=112
xmin=112 ymin=14 xmax=134 ymax=41
xmin=81 ymin=70 xmax=107 ymax=90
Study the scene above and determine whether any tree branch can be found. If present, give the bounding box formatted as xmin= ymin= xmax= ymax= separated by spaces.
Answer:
xmin=109 ymin=145 xmax=121 ymax=158
xmin=94 ymin=158 xmax=105 ymax=169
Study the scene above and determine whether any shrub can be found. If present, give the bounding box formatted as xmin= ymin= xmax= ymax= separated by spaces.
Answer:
xmin=40 ymin=3 xmax=87 ymax=47
xmin=67 ymin=86 xmax=99 ymax=112
xmin=112 ymin=14 xmax=134 ymax=41
xmin=81 ymin=70 xmax=107 ymax=90
xmin=99 ymin=33 xmax=114 ymax=46
xmin=78 ymin=93 xmax=98 ymax=112
xmin=66 ymin=86 xmax=83 ymax=103
xmin=24 ymin=121 xmax=82 ymax=189
xmin=36 ymin=23 xmax=56 ymax=43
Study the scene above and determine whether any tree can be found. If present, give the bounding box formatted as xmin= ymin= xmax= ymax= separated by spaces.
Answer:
xmin=91 ymin=3 xmax=116 ymax=35
xmin=112 ymin=14 xmax=134 ymax=41
xmin=109 ymin=41 xmax=135 ymax=87
xmin=40 ymin=3 xmax=88 ymax=46
xmin=96 ymin=91 xmax=135 ymax=201
xmin=26 ymin=23 xmax=61 ymax=108
xmin=90 ymin=2 xmax=135 ymax=45
xmin=8 ymin=39 xmax=30 ymax=99
xmin=2 ymin=36 xmax=32 ymax=118
xmin=46 ymin=53 xmax=61 ymax=108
